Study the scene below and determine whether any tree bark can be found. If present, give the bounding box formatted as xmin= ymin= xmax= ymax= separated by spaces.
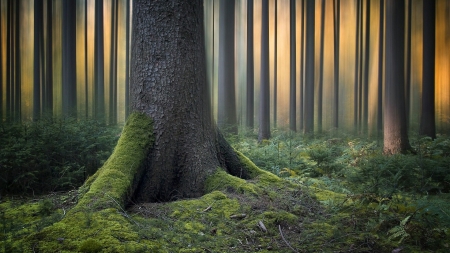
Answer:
xmin=274 ymin=0 xmax=278 ymax=129
xmin=130 ymin=0 xmax=254 ymax=202
xmin=384 ymin=0 xmax=411 ymax=155
xmin=246 ymin=0 xmax=254 ymax=129
xmin=377 ymin=0 xmax=384 ymax=136
xmin=218 ymin=0 xmax=237 ymax=134
xmin=289 ymin=0 xmax=296 ymax=132
xmin=44 ymin=0 xmax=53 ymax=116
xmin=33 ymin=0 xmax=44 ymax=120
xmin=125 ymin=0 xmax=131 ymax=118
xmin=109 ymin=0 xmax=119 ymax=125
xmin=419 ymin=0 xmax=436 ymax=139
xmin=362 ymin=0 xmax=370 ymax=134
xmin=354 ymin=0 xmax=361 ymax=133
xmin=259 ymin=0 xmax=271 ymax=141
xmin=299 ymin=0 xmax=305 ymax=131
xmin=304 ymin=0 xmax=315 ymax=135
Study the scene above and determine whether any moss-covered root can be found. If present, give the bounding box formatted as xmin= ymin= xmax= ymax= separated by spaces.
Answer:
xmin=76 ymin=112 xmax=154 ymax=211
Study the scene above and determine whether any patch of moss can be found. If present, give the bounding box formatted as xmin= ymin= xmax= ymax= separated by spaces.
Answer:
xmin=204 ymin=168 xmax=260 ymax=195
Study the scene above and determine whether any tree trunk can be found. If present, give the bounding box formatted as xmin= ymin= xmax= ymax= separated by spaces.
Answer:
xmin=259 ymin=0 xmax=271 ymax=141
xmin=109 ymin=0 xmax=118 ymax=125
xmin=362 ymin=0 xmax=370 ymax=135
xmin=44 ymin=0 xmax=53 ymax=116
xmin=130 ymin=0 xmax=255 ymax=202
xmin=318 ymin=0 xmax=325 ymax=134
xmin=289 ymin=0 xmax=296 ymax=132
xmin=333 ymin=0 xmax=340 ymax=129
xmin=246 ymin=0 xmax=254 ymax=129
xmin=304 ymin=0 xmax=315 ymax=135
xmin=384 ymin=0 xmax=411 ymax=155
xmin=299 ymin=0 xmax=305 ymax=131
xmin=419 ymin=0 xmax=436 ymax=139
xmin=62 ymin=0 xmax=77 ymax=116
xmin=274 ymin=0 xmax=278 ymax=129
xmin=377 ymin=0 xmax=384 ymax=136
xmin=218 ymin=0 xmax=237 ymax=134
xmin=353 ymin=0 xmax=361 ymax=133
xmin=33 ymin=0 xmax=44 ymax=120
xmin=405 ymin=0 xmax=412 ymax=127
xmin=125 ymin=0 xmax=130 ymax=118
xmin=94 ymin=0 xmax=105 ymax=119
xmin=14 ymin=0 xmax=21 ymax=121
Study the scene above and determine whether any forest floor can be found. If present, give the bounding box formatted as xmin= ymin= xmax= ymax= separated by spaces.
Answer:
xmin=1 ymin=130 xmax=450 ymax=252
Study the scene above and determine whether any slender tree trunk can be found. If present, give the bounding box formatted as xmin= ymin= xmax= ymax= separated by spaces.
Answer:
xmin=333 ymin=0 xmax=340 ymax=129
xmin=377 ymin=0 xmax=384 ymax=136
xmin=125 ymin=0 xmax=130 ymax=118
xmin=353 ymin=0 xmax=361 ymax=133
xmin=33 ymin=0 xmax=44 ymax=120
xmin=318 ymin=0 xmax=326 ymax=134
xmin=84 ymin=0 xmax=89 ymax=118
xmin=362 ymin=0 xmax=370 ymax=134
xmin=274 ymin=0 xmax=278 ymax=129
xmin=6 ymin=0 xmax=12 ymax=120
xmin=0 ymin=2 xmax=3 ymax=121
xmin=304 ymin=0 xmax=315 ymax=135
xmin=94 ymin=0 xmax=105 ymax=120
xmin=218 ymin=0 xmax=237 ymax=134
xmin=62 ymin=0 xmax=77 ymax=116
xmin=14 ymin=0 xmax=21 ymax=121
xmin=384 ymin=0 xmax=411 ymax=155
xmin=259 ymin=0 xmax=271 ymax=141
xmin=130 ymin=0 xmax=254 ymax=202
xmin=419 ymin=0 xmax=436 ymax=139
xmin=109 ymin=0 xmax=118 ymax=125
xmin=289 ymin=0 xmax=296 ymax=132
xmin=246 ymin=0 xmax=254 ymax=129
xmin=405 ymin=0 xmax=412 ymax=127
xmin=44 ymin=0 xmax=53 ymax=115
xmin=299 ymin=0 xmax=305 ymax=131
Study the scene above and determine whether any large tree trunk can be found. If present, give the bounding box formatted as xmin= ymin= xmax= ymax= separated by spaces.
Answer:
xmin=130 ymin=0 xmax=252 ymax=202
xmin=384 ymin=0 xmax=411 ymax=155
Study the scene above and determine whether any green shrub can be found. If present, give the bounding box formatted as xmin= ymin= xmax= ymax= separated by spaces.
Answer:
xmin=0 ymin=117 xmax=121 ymax=195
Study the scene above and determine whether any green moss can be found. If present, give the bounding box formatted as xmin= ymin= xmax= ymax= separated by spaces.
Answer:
xmin=76 ymin=112 xmax=153 ymax=211
xmin=205 ymin=168 xmax=260 ymax=195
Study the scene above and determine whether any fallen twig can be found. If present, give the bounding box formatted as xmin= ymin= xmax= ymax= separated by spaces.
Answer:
xmin=278 ymin=225 xmax=298 ymax=253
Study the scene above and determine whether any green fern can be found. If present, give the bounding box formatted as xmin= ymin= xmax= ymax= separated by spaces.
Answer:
xmin=387 ymin=215 xmax=411 ymax=243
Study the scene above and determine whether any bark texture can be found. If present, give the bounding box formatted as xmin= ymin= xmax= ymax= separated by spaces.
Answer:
xmin=130 ymin=0 xmax=249 ymax=202
xmin=259 ymin=0 xmax=271 ymax=141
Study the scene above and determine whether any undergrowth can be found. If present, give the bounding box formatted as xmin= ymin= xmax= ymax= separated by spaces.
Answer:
xmin=0 ymin=117 xmax=121 ymax=195
xmin=1 ymin=125 xmax=450 ymax=252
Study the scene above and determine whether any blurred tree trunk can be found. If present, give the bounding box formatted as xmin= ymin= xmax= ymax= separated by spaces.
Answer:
xmin=318 ymin=0 xmax=325 ymax=134
xmin=259 ymin=0 xmax=271 ymax=141
xmin=109 ymin=0 xmax=119 ymax=125
xmin=419 ymin=0 xmax=436 ymax=139
xmin=218 ymin=0 xmax=237 ymax=134
xmin=377 ymin=0 xmax=384 ymax=136
xmin=289 ymin=0 xmax=296 ymax=132
xmin=405 ymin=0 xmax=412 ymax=126
xmin=14 ymin=0 xmax=21 ymax=121
xmin=333 ymin=0 xmax=340 ymax=129
xmin=384 ymin=0 xmax=411 ymax=155
xmin=125 ymin=0 xmax=130 ymax=118
xmin=299 ymin=0 xmax=305 ymax=131
xmin=246 ymin=0 xmax=254 ymax=129
xmin=44 ymin=0 xmax=53 ymax=116
xmin=62 ymin=0 xmax=77 ymax=116
xmin=33 ymin=0 xmax=44 ymax=120
xmin=130 ymin=0 xmax=255 ymax=201
xmin=274 ymin=0 xmax=278 ymax=128
xmin=362 ymin=0 xmax=370 ymax=134
xmin=94 ymin=0 xmax=105 ymax=119
xmin=304 ymin=0 xmax=315 ymax=135
xmin=353 ymin=0 xmax=361 ymax=133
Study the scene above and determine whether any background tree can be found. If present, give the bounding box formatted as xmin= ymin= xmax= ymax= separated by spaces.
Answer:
xmin=259 ymin=0 xmax=271 ymax=141
xmin=299 ymin=0 xmax=305 ymax=131
xmin=304 ymin=0 xmax=315 ymax=134
xmin=94 ymin=0 xmax=105 ymax=119
xmin=419 ymin=0 xmax=436 ymax=139
xmin=353 ymin=0 xmax=361 ymax=133
xmin=130 ymin=0 xmax=254 ymax=201
xmin=333 ymin=0 xmax=340 ymax=129
xmin=362 ymin=0 xmax=370 ymax=134
xmin=33 ymin=0 xmax=43 ymax=120
xmin=318 ymin=0 xmax=326 ymax=134
xmin=384 ymin=0 xmax=411 ymax=154
xmin=246 ymin=0 xmax=254 ymax=129
xmin=109 ymin=0 xmax=119 ymax=124
xmin=218 ymin=0 xmax=237 ymax=134
xmin=274 ymin=0 xmax=278 ymax=128
xmin=377 ymin=0 xmax=384 ymax=135
xmin=62 ymin=0 xmax=77 ymax=116
xmin=289 ymin=0 xmax=296 ymax=132
xmin=44 ymin=0 xmax=53 ymax=115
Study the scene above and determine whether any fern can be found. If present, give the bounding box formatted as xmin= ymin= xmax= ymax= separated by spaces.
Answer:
xmin=387 ymin=215 xmax=411 ymax=243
